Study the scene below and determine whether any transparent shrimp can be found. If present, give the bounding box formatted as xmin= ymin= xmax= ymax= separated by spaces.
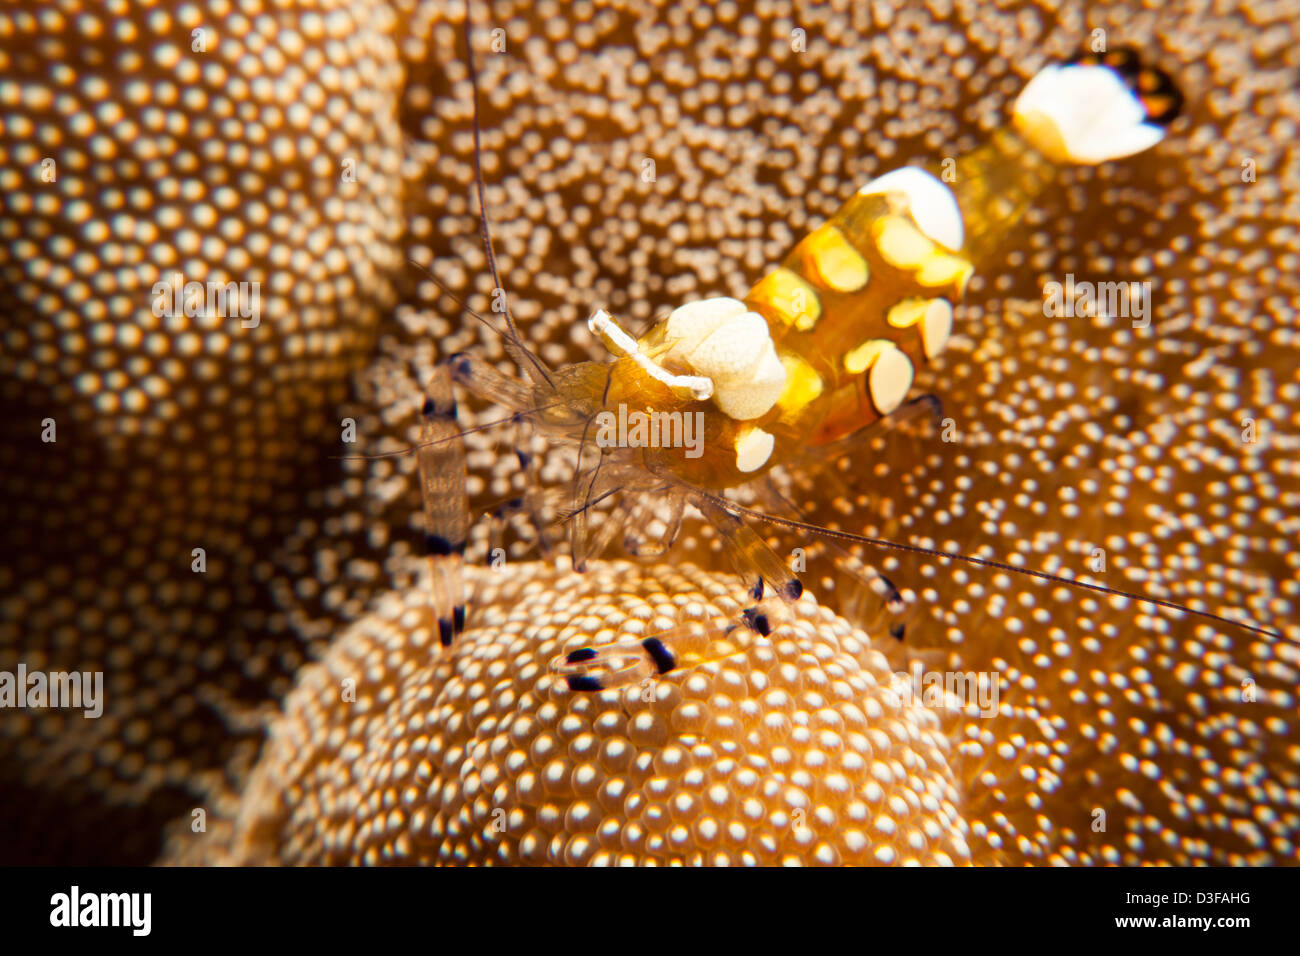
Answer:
xmin=405 ymin=14 xmax=1286 ymax=693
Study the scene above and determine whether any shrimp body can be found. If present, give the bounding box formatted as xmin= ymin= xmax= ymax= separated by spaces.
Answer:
xmin=531 ymin=47 xmax=1183 ymax=496
xmin=512 ymin=170 xmax=969 ymax=494
xmin=742 ymin=174 xmax=971 ymax=450
xmin=426 ymin=36 xmax=1248 ymax=684
xmin=566 ymin=174 xmax=972 ymax=492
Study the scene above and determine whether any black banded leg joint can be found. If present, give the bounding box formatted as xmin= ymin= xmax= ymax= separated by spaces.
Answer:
xmin=877 ymin=573 xmax=905 ymax=613
xmin=435 ymin=602 xmax=466 ymax=648
xmin=742 ymin=607 xmax=771 ymax=637
xmin=562 ymin=647 xmax=605 ymax=692
xmin=641 ymin=637 xmax=676 ymax=675
xmin=447 ymin=352 xmax=474 ymax=382
xmin=914 ymin=393 xmax=943 ymax=426
xmin=424 ymin=533 xmax=465 ymax=558
xmin=421 ymin=395 xmax=458 ymax=420
xmin=438 ymin=617 xmax=456 ymax=647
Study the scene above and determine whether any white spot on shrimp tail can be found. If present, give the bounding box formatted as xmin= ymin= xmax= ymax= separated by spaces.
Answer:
xmin=858 ymin=168 xmax=964 ymax=252
xmin=661 ymin=297 xmax=787 ymax=420
xmin=1013 ymin=63 xmax=1166 ymax=165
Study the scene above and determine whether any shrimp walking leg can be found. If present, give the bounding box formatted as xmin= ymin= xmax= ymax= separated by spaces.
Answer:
xmin=551 ymin=492 xmax=801 ymax=692
xmin=417 ymin=365 xmax=469 ymax=646
xmin=552 ymin=610 xmax=771 ymax=693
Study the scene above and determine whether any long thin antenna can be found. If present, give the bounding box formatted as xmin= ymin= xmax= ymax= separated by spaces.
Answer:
xmin=462 ymin=2 xmax=554 ymax=389
xmin=408 ymin=258 xmax=511 ymax=341
xmin=688 ymin=489 xmax=1287 ymax=642
xmin=331 ymin=413 xmax=530 ymax=461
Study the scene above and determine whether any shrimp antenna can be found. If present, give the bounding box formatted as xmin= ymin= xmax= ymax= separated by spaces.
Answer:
xmin=335 ymin=257 xmax=569 ymax=463
xmin=407 ymin=258 xmax=510 ymax=341
xmin=462 ymin=3 xmax=554 ymax=390
xmin=332 ymin=412 xmax=532 ymax=461
xmin=687 ymin=489 xmax=1287 ymax=643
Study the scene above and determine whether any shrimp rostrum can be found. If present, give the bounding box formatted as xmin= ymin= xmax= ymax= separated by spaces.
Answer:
xmin=418 ymin=34 xmax=1275 ymax=692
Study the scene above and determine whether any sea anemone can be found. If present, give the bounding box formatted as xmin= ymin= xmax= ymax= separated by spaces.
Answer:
xmin=169 ymin=561 xmax=974 ymax=865
xmin=0 ymin=0 xmax=407 ymax=862
xmin=3 ymin=0 xmax=1298 ymax=864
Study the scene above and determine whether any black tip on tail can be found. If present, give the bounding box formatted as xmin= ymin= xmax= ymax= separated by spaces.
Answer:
xmin=1067 ymin=45 xmax=1184 ymax=126
xmin=783 ymin=579 xmax=804 ymax=602
xmin=1133 ymin=63 xmax=1184 ymax=126
xmin=566 ymin=675 xmax=605 ymax=692
xmin=566 ymin=647 xmax=598 ymax=664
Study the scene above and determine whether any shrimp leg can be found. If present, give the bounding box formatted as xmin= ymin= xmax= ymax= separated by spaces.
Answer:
xmin=552 ymin=611 xmax=770 ymax=693
xmin=552 ymin=491 xmax=802 ymax=691
xmin=418 ymin=365 xmax=469 ymax=646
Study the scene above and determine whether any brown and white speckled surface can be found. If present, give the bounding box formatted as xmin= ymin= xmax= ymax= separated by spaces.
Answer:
xmin=2 ymin=0 xmax=1297 ymax=864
